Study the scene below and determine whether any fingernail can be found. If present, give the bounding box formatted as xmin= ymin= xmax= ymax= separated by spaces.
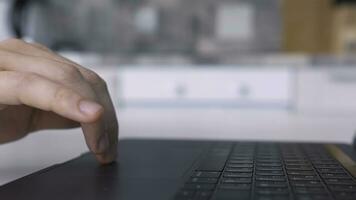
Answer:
xmin=97 ymin=133 xmax=109 ymax=153
xmin=79 ymin=100 xmax=102 ymax=116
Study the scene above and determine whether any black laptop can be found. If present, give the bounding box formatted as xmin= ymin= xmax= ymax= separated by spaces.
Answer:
xmin=0 ymin=139 xmax=356 ymax=200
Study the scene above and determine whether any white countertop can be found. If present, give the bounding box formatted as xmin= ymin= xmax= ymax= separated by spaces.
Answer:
xmin=1 ymin=108 xmax=356 ymax=186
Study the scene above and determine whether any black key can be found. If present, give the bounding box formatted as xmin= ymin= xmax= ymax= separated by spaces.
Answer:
xmin=219 ymin=183 xmax=251 ymax=190
xmin=294 ymin=187 xmax=327 ymax=194
xmin=230 ymin=156 xmax=254 ymax=160
xmin=256 ymin=187 xmax=289 ymax=195
xmin=286 ymin=166 xmax=313 ymax=171
xmin=256 ymin=163 xmax=282 ymax=167
xmin=257 ymin=159 xmax=282 ymax=163
xmin=221 ymin=178 xmax=252 ymax=184
xmin=190 ymin=177 xmax=218 ymax=184
xmin=193 ymin=171 xmax=221 ymax=178
xmin=311 ymin=160 xmax=338 ymax=165
xmin=287 ymin=171 xmax=315 ymax=176
xmin=329 ymin=184 xmax=356 ymax=192
xmin=256 ymin=181 xmax=288 ymax=188
xmin=288 ymin=175 xmax=319 ymax=181
xmin=317 ymin=168 xmax=346 ymax=174
xmin=256 ymin=176 xmax=286 ymax=182
xmin=320 ymin=173 xmax=350 ymax=179
xmin=256 ymin=167 xmax=283 ymax=171
xmin=325 ymin=178 xmax=356 ymax=186
xmin=184 ymin=184 xmax=216 ymax=190
xmin=228 ymin=160 xmax=253 ymax=164
xmin=256 ymin=170 xmax=284 ymax=176
xmin=227 ymin=164 xmax=253 ymax=168
xmin=291 ymin=180 xmax=323 ymax=187
xmin=314 ymin=164 xmax=340 ymax=169
xmin=295 ymin=194 xmax=332 ymax=200
xmin=256 ymin=157 xmax=281 ymax=161
xmin=285 ymin=161 xmax=310 ymax=165
xmin=254 ymin=195 xmax=290 ymax=200
xmin=286 ymin=162 xmax=311 ymax=166
xmin=311 ymin=160 xmax=336 ymax=164
xmin=286 ymin=168 xmax=314 ymax=172
xmin=223 ymin=172 xmax=252 ymax=178
xmin=225 ymin=168 xmax=253 ymax=173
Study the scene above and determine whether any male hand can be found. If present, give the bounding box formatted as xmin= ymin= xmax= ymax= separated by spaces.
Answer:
xmin=0 ymin=39 xmax=118 ymax=164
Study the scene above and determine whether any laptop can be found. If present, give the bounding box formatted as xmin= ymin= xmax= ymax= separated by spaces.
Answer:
xmin=0 ymin=139 xmax=356 ymax=200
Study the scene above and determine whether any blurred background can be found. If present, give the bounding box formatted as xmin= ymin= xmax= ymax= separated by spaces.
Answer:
xmin=2 ymin=0 xmax=356 ymax=185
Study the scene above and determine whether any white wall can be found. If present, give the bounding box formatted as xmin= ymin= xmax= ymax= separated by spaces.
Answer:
xmin=0 ymin=0 xmax=11 ymax=40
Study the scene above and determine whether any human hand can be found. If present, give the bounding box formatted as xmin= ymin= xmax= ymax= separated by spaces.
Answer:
xmin=0 ymin=39 xmax=118 ymax=164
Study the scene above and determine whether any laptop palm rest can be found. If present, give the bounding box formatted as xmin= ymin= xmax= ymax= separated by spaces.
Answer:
xmin=0 ymin=139 xmax=208 ymax=200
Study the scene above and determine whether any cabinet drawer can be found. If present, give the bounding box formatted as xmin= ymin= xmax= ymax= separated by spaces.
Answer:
xmin=298 ymin=68 xmax=356 ymax=113
xmin=119 ymin=67 xmax=293 ymax=107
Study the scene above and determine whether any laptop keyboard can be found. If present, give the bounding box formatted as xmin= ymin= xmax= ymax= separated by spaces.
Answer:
xmin=174 ymin=143 xmax=356 ymax=200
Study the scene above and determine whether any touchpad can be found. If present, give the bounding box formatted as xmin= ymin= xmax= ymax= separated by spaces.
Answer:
xmin=52 ymin=139 xmax=208 ymax=180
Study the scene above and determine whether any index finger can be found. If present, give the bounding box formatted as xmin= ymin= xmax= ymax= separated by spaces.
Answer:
xmin=0 ymin=40 xmax=119 ymax=163
xmin=24 ymin=40 xmax=119 ymax=163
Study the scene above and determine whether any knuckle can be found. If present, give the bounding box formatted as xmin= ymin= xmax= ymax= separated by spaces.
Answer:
xmin=18 ymin=73 xmax=39 ymax=86
xmin=15 ymin=73 xmax=41 ymax=101
xmin=53 ymin=87 xmax=73 ymax=106
xmin=58 ymin=65 xmax=83 ymax=82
